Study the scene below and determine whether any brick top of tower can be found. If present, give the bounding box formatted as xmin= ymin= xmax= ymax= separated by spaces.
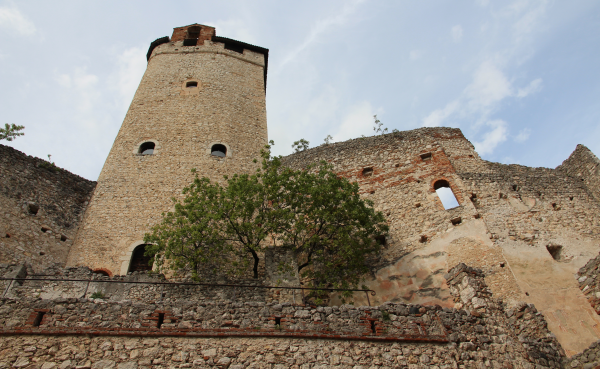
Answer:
xmin=146 ymin=23 xmax=270 ymax=89
xmin=171 ymin=24 xmax=216 ymax=43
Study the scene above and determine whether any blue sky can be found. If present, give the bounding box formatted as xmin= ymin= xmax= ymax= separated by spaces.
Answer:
xmin=1 ymin=0 xmax=599 ymax=180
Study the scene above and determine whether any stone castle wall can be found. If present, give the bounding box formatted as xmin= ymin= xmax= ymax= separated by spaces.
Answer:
xmin=282 ymin=128 xmax=600 ymax=354
xmin=0 ymin=263 xmax=572 ymax=368
xmin=67 ymin=25 xmax=269 ymax=276
xmin=557 ymin=144 xmax=600 ymax=203
xmin=0 ymin=144 xmax=95 ymax=272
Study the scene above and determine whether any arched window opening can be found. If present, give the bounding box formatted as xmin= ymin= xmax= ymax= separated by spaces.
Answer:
xmin=211 ymin=144 xmax=227 ymax=157
xmin=128 ymin=244 xmax=153 ymax=273
xmin=139 ymin=142 xmax=155 ymax=156
xmin=184 ymin=26 xmax=201 ymax=46
xmin=186 ymin=81 xmax=198 ymax=88
xmin=433 ymin=180 xmax=459 ymax=210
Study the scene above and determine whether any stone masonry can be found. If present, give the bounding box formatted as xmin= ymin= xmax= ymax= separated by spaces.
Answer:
xmin=0 ymin=144 xmax=95 ymax=272
xmin=66 ymin=24 xmax=269 ymax=276
xmin=2 ymin=22 xmax=600 ymax=364
xmin=0 ymin=262 xmax=576 ymax=368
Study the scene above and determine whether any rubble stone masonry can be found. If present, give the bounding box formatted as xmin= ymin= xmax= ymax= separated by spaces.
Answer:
xmin=0 ymin=263 xmax=573 ymax=368
xmin=0 ymin=145 xmax=95 ymax=272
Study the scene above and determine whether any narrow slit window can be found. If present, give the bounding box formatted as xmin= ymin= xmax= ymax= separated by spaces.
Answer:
xmin=186 ymin=81 xmax=198 ymax=88
xmin=32 ymin=311 xmax=45 ymax=327
xmin=139 ymin=142 xmax=155 ymax=156
xmin=274 ymin=317 xmax=281 ymax=326
xmin=157 ymin=313 xmax=165 ymax=328
xmin=433 ymin=180 xmax=459 ymax=210
xmin=211 ymin=144 xmax=227 ymax=157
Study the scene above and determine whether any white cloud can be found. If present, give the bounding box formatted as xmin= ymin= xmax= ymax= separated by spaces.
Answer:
xmin=451 ymin=25 xmax=463 ymax=42
xmin=409 ymin=50 xmax=423 ymax=61
xmin=332 ymin=101 xmax=377 ymax=143
xmin=111 ymin=47 xmax=147 ymax=109
xmin=465 ymin=61 xmax=512 ymax=111
xmin=276 ymin=0 xmax=365 ymax=73
xmin=422 ymin=100 xmax=459 ymax=127
xmin=0 ymin=6 xmax=35 ymax=35
xmin=516 ymin=78 xmax=542 ymax=97
xmin=56 ymin=68 xmax=100 ymax=114
xmin=511 ymin=0 xmax=548 ymax=44
xmin=473 ymin=119 xmax=508 ymax=155
xmin=515 ymin=128 xmax=531 ymax=142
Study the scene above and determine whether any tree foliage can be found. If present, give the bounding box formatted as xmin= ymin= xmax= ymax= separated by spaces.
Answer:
xmin=0 ymin=124 xmax=25 ymax=141
xmin=292 ymin=138 xmax=310 ymax=153
xmin=144 ymin=143 xmax=388 ymax=292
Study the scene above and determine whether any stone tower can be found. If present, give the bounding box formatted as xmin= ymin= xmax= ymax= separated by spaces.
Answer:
xmin=67 ymin=24 xmax=269 ymax=275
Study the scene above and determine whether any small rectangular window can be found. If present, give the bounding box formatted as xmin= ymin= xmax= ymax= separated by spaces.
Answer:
xmin=420 ymin=153 xmax=432 ymax=161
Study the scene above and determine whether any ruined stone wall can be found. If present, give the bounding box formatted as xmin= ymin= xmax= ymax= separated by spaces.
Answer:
xmin=575 ymin=252 xmax=600 ymax=315
xmin=281 ymin=129 xmax=600 ymax=354
xmin=282 ymin=129 xmax=512 ymax=308
xmin=67 ymin=25 xmax=269 ymax=276
xmin=557 ymin=144 xmax=600 ymax=203
xmin=0 ymin=144 xmax=95 ymax=272
xmin=456 ymin=158 xmax=600 ymax=355
xmin=0 ymin=263 xmax=569 ymax=368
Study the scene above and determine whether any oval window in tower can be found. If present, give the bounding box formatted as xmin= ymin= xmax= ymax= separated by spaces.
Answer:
xmin=211 ymin=144 xmax=227 ymax=157
xmin=139 ymin=142 xmax=155 ymax=155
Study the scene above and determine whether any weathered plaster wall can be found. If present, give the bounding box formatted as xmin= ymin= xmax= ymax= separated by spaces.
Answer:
xmin=457 ymin=160 xmax=600 ymax=354
xmin=67 ymin=25 xmax=268 ymax=275
xmin=0 ymin=144 xmax=95 ymax=272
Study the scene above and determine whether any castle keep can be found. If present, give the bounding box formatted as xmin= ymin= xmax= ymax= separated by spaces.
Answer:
xmin=2 ymin=23 xmax=600 ymax=368
xmin=66 ymin=24 xmax=269 ymax=276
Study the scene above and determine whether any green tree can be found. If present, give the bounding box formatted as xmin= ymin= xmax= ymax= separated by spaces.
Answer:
xmin=292 ymin=138 xmax=310 ymax=153
xmin=143 ymin=175 xmax=231 ymax=280
xmin=144 ymin=143 xmax=388 ymax=292
xmin=0 ymin=124 xmax=25 ymax=141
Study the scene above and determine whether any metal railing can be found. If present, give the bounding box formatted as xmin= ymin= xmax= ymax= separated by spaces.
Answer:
xmin=0 ymin=277 xmax=377 ymax=306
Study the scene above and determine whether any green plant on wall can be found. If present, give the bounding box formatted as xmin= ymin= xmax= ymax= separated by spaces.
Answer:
xmin=292 ymin=138 xmax=309 ymax=153
xmin=90 ymin=291 xmax=105 ymax=299
xmin=144 ymin=141 xmax=388 ymax=296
